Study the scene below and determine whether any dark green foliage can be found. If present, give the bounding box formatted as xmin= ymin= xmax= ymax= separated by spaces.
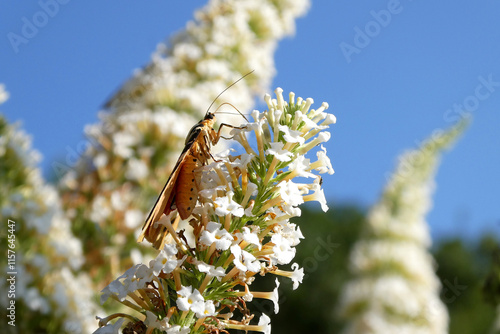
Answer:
xmin=435 ymin=234 xmax=498 ymax=334
xmin=482 ymin=238 xmax=500 ymax=307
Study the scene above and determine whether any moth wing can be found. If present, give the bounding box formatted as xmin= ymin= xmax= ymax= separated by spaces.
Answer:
xmin=175 ymin=145 xmax=204 ymax=220
xmin=137 ymin=122 xmax=204 ymax=248
xmin=137 ymin=152 xmax=186 ymax=247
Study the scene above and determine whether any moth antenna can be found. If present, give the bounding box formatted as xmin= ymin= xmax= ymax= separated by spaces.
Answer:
xmin=213 ymin=102 xmax=249 ymax=122
xmin=212 ymin=111 xmax=251 ymax=116
xmin=205 ymin=70 xmax=255 ymax=116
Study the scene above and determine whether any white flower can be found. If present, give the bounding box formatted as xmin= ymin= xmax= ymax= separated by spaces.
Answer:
xmin=278 ymin=124 xmax=305 ymax=144
xmin=150 ymin=244 xmax=185 ymax=275
xmin=266 ymin=141 xmax=292 ymax=162
xmin=199 ymin=221 xmax=234 ymax=250
xmin=290 ymin=263 xmax=304 ymax=290
xmin=214 ymin=192 xmax=244 ymax=217
xmin=280 ymin=202 xmax=302 ymax=217
xmin=299 ymin=131 xmax=331 ymax=154
xmin=235 ymin=227 xmax=262 ymax=250
xmin=311 ymin=145 xmax=334 ymax=175
xmin=322 ymin=112 xmax=336 ymax=126
xmin=288 ymin=155 xmax=316 ymax=178
xmin=100 ymin=264 xmax=150 ymax=303
xmin=272 ymin=279 xmax=280 ymax=313
xmin=257 ymin=314 xmax=271 ymax=334
xmin=196 ymin=261 xmax=226 ymax=280
xmin=278 ymin=180 xmax=304 ymax=207
xmin=100 ymin=277 xmax=129 ymax=304
xmin=134 ymin=264 xmax=155 ymax=287
xmin=281 ymin=222 xmax=304 ymax=247
xmin=271 ymin=234 xmax=296 ymax=265
xmin=176 ymin=286 xmax=204 ymax=312
xmin=191 ymin=300 xmax=216 ymax=318
xmin=303 ymin=179 xmax=328 ymax=212
xmin=317 ymin=131 xmax=331 ymax=143
xmin=176 ymin=285 xmax=192 ymax=299
xmin=231 ymin=245 xmax=262 ymax=273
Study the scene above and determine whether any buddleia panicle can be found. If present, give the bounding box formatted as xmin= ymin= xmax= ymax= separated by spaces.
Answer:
xmin=95 ymin=88 xmax=335 ymax=333
xmin=338 ymin=121 xmax=467 ymax=334
xmin=0 ymin=86 xmax=100 ymax=334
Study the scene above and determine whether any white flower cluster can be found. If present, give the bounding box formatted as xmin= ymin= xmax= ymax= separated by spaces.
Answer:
xmin=106 ymin=0 xmax=310 ymax=111
xmin=96 ymin=88 xmax=335 ymax=333
xmin=338 ymin=123 xmax=466 ymax=334
xmin=0 ymin=99 xmax=100 ymax=334
xmin=58 ymin=0 xmax=311 ymax=284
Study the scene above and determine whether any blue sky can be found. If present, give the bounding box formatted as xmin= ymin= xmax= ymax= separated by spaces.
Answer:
xmin=1 ymin=1 xmax=499 ymax=241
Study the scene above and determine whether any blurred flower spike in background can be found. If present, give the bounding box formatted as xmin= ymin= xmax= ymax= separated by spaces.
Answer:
xmin=95 ymin=88 xmax=335 ymax=333
xmin=339 ymin=120 xmax=468 ymax=334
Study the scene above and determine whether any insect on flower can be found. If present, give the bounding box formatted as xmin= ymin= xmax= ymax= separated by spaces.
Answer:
xmin=137 ymin=73 xmax=252 ymax=249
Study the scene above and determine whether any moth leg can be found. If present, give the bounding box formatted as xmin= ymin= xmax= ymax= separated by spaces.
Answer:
xmin=215 ymin=123 xmax=247 ymax=142
xmin=201 ymin=134 xmax=223 ymax=163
